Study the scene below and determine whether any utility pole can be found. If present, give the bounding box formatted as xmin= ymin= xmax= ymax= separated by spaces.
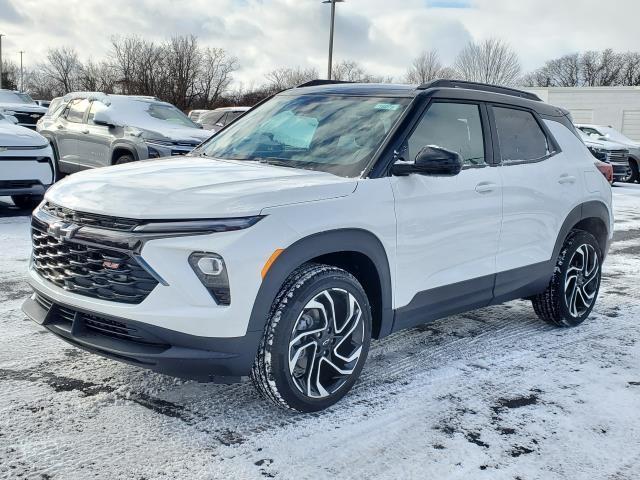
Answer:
xmin=322 ymin=0 xmax=344 ymax=80
xmin=19 ymin=50 xmax=24 ymax=91
xmin=0 ymin=34 xmax=4 ymax=89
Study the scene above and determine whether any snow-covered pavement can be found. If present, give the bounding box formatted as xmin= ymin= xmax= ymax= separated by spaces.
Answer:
xmin=1 ymin=186 xmax=639 ymax=480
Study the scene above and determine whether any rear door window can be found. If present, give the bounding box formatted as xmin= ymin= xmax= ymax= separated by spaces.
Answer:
xmin=493 ymin=107 xmax=551 ymax=163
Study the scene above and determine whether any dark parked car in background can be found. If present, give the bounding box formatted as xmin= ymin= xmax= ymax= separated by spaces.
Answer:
xmin=0 ymin=89 xmax=48 ymax=130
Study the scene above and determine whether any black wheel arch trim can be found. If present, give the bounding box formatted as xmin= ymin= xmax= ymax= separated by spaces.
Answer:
xmin=554 ymin=200 xmax=611 ymax=261
xmin=111 ymin=144 xmax=139 ymax=164
xmin=247 ymin=228 xmax=394 ymax=339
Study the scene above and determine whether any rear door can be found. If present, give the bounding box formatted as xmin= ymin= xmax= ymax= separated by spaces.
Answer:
xmin=391 ymin=100 xmax=503 ymax=328
xmin=490 ymin=105 xmax=578 ymax=299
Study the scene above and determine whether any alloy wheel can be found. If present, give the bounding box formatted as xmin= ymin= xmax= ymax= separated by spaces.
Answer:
xmin=564 ymin=243 xmax=600 ymax=318
xmin=288 ymin=288 xmax=365 ymax=399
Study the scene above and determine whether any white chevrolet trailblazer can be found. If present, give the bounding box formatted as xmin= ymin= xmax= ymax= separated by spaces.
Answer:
xmin=0 ymin=113 xmax=55 ymax=209
xmin=23 ymin=80 xmax=613 ymax=412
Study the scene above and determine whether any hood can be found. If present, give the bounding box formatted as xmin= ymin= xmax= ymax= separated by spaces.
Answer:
xmin=46 ymin=157 xmax=357 ymax=219
xmin=0 ymin=122 xmax=48 ymax=147
xmin=0 ymin=102 xmax=48 ymax=114
xmin=140 ymin=126 xmax=212 ymax=144
xmin=582 ymin=137 xmax=627 ymax=150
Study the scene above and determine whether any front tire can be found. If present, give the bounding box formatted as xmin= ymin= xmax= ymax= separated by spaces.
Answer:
xmin=11 ymin=195 xmax=43 ymax=210
xmin=624 ymin=160 xmax=639 ymax=183
xmin=532 ymin=230 xmax=602 ymax=327
xmin=114 ymin=153 xmax=135 ymax=165
xmin=251 ymin=263 xmax=372 ymax=412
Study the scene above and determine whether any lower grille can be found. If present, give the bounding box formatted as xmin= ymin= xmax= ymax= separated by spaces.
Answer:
xmin=31 ymin=225 xmax=158 ymax=304
xmin=606 ymin=150 xmax=629 ymax=164
xmin=34 ymin=293 xmax=167 ymax=347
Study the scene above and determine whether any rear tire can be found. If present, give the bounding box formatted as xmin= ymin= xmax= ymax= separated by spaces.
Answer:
xmin=11 ymin=195 xmax=43 ymax=210
xmin=251 ymin=263 xmax=372 ymax=412
xmin=532 ymin=230 xmax=602 ymax=327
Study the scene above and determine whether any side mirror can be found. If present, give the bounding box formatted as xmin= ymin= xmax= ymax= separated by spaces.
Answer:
xmin=215 ymin=122 xmax=224 ymax=128
xmin=392 ymin=145 xmax=463 ymax=176
xmin=93 ymin=110 xmax=116 ymax=128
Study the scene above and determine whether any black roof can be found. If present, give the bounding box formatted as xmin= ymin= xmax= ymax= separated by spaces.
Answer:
xmin=286 ymin=79 xmax=566 ymax=118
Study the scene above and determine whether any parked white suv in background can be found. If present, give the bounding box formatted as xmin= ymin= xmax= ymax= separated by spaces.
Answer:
xmin=22 ymin=80 xmax=612 ymax=412
xmin=576 ymin=124 xmax=640 ymax=183
xmin=0 ymin=114 xmax=55 ymax=209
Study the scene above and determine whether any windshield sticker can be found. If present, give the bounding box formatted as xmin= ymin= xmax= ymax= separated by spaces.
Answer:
xmin=374 ymin=103 xmax=401 ymax=111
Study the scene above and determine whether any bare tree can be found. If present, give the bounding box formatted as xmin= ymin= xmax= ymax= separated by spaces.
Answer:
xmin=524 ymin=50 xmax=640 ymax=87
xmin=331 ymin=60 xmax=388 ymax=83
xmin=406 ymin=50 xmax=446 ymax=84
xmin=454 ymin=38 xmax=521 ymax=86
xmin=37 ymin=47 xmax=81 ymax=95
xmin=78 ymin=60 xmax=118 ymax=93
xmin=196 ymin=47 xmax=238 ymax=107
xmin=0 ymin=59 xmax=19 ymax=90
xmin=265 ymin=66 xmax=319 ymax=91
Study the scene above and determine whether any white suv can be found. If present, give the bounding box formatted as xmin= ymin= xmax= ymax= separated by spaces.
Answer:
xmin=22 ymin=80 xmax=613 ymax=412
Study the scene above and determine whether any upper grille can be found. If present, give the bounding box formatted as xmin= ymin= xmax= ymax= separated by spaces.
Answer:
xmin=13 ymin=111 xmax=43 ymax=129
xmin=31 ymin=224 xmax=158 ymax=304
xmin=606 ymin=149 xmax=629 ymax=164
xmin=42 ymin=202 xmax=140 ymax=231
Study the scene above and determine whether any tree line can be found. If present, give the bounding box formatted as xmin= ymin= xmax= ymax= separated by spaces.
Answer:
xmin=1 ymin=35 xmax=640 ymax=110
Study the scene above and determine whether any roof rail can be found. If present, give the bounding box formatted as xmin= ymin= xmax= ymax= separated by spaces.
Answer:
xmin=417 ymin=79 xmax=541 ymax=101
xmin=296 ymin=79 xmax=355 ymax=88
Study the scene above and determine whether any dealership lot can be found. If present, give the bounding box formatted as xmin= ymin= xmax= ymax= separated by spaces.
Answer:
xmin=0 ymin=186 xmax=639 ymax=479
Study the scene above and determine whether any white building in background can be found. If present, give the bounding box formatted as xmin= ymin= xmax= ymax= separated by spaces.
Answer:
xmin=525 ymin=87 xmax=640 ymax=141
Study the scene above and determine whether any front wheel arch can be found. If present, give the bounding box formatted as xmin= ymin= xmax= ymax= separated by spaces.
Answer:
xmin=247 ymin=229 xmax=393 ymax=340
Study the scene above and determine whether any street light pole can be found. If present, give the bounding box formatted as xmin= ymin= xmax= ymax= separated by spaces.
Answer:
xmin=323 ymin=0 xmax=344 ymax=80
xmin=19 ymin=50 xmax=24 ymax=91
xmin=0 ymin=34 xmax=4 ymax=89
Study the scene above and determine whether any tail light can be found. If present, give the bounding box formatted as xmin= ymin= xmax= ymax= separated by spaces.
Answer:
xmin=594 ymin=160 xmax=613 ymax=184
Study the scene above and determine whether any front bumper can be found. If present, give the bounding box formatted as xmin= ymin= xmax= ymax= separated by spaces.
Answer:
xmin=22 ymin=291 xmax=262 ymax=382
xmin=611 ymin=162 xmax=631 ymax=181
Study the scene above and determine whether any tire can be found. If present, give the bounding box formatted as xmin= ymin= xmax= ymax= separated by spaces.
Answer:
xmin=114 ymin=153 xmax=135 ymax=165
xmin=251 ymin=263 xmax=372 ymax=412
xmin=11 ymin=195 xmax=43 ymax=210
xmin=532 ymin=230 xmax=602 ymax=327
xmin=624 ymin=159 xmax=639 ymax=183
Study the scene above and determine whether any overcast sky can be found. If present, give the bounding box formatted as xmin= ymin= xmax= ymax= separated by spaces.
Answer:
xmin=1 ymin=0 xmax=639 ymax=86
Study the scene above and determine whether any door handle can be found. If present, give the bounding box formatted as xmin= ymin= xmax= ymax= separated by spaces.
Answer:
xmin=56 ymin=125 xmax=64 ymax=130
xmin=475 ymin=182 xmax=497 ymax=193
xmin=81 ymin=129 xmax=90 ymax=134
xmin=558 ymin=174 xmax=576 ymax=184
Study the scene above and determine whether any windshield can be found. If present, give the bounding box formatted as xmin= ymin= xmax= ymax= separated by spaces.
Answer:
xmin=146 ymin=103 xmax=199 ymax=128
xmin=599 ymin=127 xmax=635 ymax=144
xmin=197 ymin=94 xmax=410 ymax=177
xmin=0 ymin=91 xmax=35 ymax=104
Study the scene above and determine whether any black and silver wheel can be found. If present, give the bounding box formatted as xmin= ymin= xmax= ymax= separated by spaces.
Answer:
xmin=11 ymin=195 xmax=43 ymax=210
xmin=251 ymin=263 xmax=371 ymax=412
xmin=114 ymin=153 xmax=135 ymax=165
xmin=532 ymin=230 xmax=602 ymax=327
xmin=623 ymin=160 xmax=639 ymax=183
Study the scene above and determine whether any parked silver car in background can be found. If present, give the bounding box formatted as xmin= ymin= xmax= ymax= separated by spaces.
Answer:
xmin=578 ymin=129 xmax=630 ymax=183
xmin=187 ymin=109 xmax=210 ymax=123
xmin=576 ymin=123 xmax=640 ymax=183
xmin=38 ymin=93 xmax=211 ymax=174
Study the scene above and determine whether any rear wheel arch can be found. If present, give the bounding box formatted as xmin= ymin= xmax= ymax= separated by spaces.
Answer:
xmin=111 ymin=146 xmax=138 ymax=165
xmin=554 ymin=201 xmax=610 ymax=261
xmin=248 ymin=229 xmax=393 ymax=340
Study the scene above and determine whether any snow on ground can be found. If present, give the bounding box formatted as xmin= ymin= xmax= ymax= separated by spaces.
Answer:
xmin=0 ymin=186 xmax=639 ymax=480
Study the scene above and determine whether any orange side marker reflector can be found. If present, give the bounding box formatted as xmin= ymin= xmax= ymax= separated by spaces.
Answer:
xmin=261 ymin=249 xmax=284 ymax=279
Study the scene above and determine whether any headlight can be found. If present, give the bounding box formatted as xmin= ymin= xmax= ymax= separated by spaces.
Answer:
xmin=588 ymin=146 xmax=607 ymax=162
xmin=189 ymin=252 xmax=230 ymax=305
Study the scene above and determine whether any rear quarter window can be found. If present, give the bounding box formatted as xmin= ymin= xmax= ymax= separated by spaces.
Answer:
xmin=493 ymin=107 xmax=551 ymax=163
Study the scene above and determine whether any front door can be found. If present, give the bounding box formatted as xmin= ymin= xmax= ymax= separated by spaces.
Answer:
xmin=390 ymin=100 xmax=502 ymax=328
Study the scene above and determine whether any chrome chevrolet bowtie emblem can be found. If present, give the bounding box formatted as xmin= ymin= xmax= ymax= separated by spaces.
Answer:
xmin=47 ymin=222 xmax=80 ymax=241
